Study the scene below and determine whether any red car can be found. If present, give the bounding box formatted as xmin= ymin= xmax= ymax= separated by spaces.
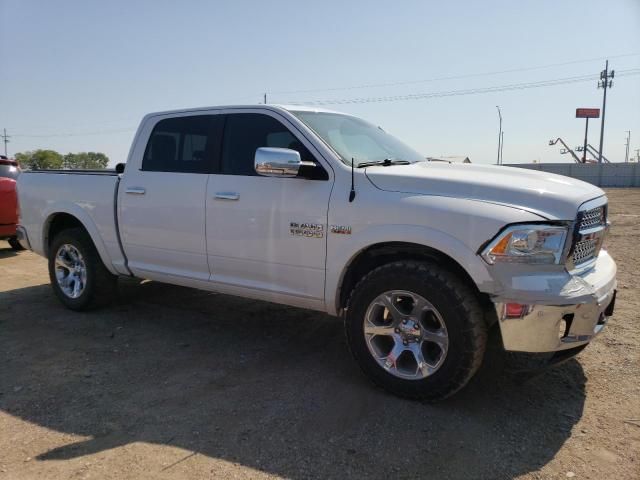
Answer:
xmin=0 ymin=155 xmax=24 ymax=250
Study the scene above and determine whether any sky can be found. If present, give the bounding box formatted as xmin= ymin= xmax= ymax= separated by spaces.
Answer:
xmin=1 ymin=0 xmax=639 ymax=166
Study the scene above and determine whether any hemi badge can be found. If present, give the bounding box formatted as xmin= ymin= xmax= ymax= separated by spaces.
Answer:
xmin=330 ymin=225 xmax=352 ymax=235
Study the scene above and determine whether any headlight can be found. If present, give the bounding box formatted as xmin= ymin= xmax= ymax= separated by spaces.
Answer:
xmin=481 ymin=224 xmax=568 ymax=265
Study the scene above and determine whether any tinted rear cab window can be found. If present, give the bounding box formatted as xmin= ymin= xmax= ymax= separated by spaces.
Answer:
xmin=143 ymin=115 xmax=223 ymax=173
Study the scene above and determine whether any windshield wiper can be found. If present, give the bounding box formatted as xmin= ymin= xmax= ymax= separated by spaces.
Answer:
xmin=356 ymin=158 xmax=412 ymax=168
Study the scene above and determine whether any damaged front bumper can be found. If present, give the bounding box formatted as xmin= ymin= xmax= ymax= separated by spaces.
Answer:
xmin=492 ymin=250 xmax=617 ymax=353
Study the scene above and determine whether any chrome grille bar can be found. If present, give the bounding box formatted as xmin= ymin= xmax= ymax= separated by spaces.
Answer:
xmin=569 ymin=198 xmax=608 ymax=271
xmin=579 ymin=206 xmax=605 ymax=230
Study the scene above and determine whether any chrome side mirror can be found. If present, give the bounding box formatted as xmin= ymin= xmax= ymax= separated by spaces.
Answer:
xmin=254 ymin=147 xmax=304 ymax=177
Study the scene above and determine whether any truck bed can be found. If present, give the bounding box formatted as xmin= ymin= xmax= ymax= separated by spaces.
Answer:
xmin=17 ymin=170 xmax=128 ymax=275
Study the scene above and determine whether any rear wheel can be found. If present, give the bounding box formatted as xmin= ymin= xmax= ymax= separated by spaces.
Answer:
xmin=345 ymin=261 xmax=487 ymax=401
xmin=8 ymin=236 xmax=24 ymax=251
xmin=48 ymin=227 xmax=117 ymax=311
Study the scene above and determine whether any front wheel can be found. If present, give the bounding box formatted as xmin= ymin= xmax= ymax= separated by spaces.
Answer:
xmin=48 ymin=227 xmax=117 ymax=311
xmin=345 ymin=261 xmax=487 ymax=401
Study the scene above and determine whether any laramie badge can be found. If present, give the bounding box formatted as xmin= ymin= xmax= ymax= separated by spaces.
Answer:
xmin=290 ymin=222 xmax=324 ymax=238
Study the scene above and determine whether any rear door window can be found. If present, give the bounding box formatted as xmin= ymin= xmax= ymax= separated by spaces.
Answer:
xmin=142 ymin=115 xmax=223 ymax=173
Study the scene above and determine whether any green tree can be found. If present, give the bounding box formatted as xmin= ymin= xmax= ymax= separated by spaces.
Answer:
xmin=63 ymin=152 xmax=109 ymax=169
xmin=15 ymin=150 xmax=64 ymax=170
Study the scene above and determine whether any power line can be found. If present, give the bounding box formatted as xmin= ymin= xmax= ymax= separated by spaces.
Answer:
xmin=11 ymin=127 xmax=135 ymax=139
xmin=288 ymin=69 xmax=640 ymax=106
xmin=268 ymin=52 xmax=640 ymax=96
xmin=8 ymin=116 xmax=141 ymax=131
xmin=6 ymin=94 xmax=261 ymax=134
xmin=7 ymin=66 xmax=640 ymax=138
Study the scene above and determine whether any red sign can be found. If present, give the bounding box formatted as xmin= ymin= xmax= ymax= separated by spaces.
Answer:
xmin=576 ymin=108 xmax=600 ymax=118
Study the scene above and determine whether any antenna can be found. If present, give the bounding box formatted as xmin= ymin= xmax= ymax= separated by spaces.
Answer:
xmin=349 ymin=158 xmax=356 ymax=202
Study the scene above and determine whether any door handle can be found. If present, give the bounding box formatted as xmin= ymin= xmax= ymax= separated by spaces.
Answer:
xmin=214 ymin=192 xmax=240 ymax=201
xmin=125 ymin=187 xmax=146 ymax=195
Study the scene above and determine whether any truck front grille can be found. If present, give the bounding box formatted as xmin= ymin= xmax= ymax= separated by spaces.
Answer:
xmin=579 ymin=206 xmax=605 ymax=230
xmin=573 ymin=239 xmax=598 ymax=265
xmin=571 ymin=201 xmax=608 ymax=268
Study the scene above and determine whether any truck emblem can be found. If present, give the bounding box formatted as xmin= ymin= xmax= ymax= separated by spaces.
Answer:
xmin=290 ymin=222 xmax=324 ymax=238
xmin=330 ymin=225 xmax=352 ymax=235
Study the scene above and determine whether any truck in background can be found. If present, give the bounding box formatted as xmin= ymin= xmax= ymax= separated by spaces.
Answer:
xmin=0 ymin=155 xmax=23 ymax=250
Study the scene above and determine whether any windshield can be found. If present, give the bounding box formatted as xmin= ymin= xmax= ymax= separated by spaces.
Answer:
xmin=292 ymin=111 xmax=425 ymax=166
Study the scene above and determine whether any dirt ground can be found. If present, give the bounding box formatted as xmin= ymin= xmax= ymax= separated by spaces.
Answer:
xmin=1 ymin=189 xmax=638 ymax=480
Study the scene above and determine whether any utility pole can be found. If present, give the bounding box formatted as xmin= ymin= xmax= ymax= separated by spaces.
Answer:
xmin=496 ymin=106 xmax=502 ymax=165
xmin=264 ymin=92 xmax=267 ymax=104
xmin=624 ymin=130 xmax=631 ymax=163
xmin=1 ymin=128 xmax=9 ymax=157
xmin=500 ymin=131 xmax=504 ymax=165
xmin=597 ymin=60 xmax=614 ymax=163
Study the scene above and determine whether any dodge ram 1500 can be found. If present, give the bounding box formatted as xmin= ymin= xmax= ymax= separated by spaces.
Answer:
xmin=17 ymin=105 xmax=617 ymax=400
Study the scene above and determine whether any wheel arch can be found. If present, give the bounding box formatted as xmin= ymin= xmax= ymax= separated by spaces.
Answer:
xmin=334 ymin=241 xmax=494 ymax=317
xmin=43 ymin=208 xmax=118 ymax=275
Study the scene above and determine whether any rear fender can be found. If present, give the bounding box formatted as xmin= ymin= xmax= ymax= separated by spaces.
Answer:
xmin=42 ymin=204 xmax=118 ymax=275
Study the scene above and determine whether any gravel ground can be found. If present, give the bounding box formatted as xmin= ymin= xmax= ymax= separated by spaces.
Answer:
xmin=0 ymin=188 xmax=638 ymax=480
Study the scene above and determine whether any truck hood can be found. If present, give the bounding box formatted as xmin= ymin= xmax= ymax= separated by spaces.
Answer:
xmin=364 ymin=162 xmax=605 ymax=220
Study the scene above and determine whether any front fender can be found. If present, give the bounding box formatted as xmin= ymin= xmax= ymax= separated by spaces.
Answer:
xmin=325 ymin=224 xmax=496 ymax=316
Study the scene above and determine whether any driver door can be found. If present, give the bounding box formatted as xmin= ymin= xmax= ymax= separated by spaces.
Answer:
xmin=205 ymin=112 xmax=332 ymax=308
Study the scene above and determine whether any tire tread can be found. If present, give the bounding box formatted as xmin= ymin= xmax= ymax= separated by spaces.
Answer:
xmin=344 ymin=260 xmax=487 ymax=401
xmin=48 ymin=227 xmax=117 ymax=311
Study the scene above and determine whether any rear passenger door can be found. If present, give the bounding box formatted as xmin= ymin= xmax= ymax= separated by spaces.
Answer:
xmin=205 ymin=111 xmax=332 ymax=308
xmin=119 ymin=113 xmax=223 ymax=281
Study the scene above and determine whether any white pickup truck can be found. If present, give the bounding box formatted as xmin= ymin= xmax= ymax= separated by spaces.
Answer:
xmin=16 ymin=105 xmax=617 ymax=400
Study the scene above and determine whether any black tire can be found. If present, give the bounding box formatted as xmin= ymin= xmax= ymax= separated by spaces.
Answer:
xmin=345 ymin=260 xmax=487 ymax=401
xmin=48 ymin=227 xmax=117 ymax=311
xmin=8 ymin=236 xmax=25 ymax=251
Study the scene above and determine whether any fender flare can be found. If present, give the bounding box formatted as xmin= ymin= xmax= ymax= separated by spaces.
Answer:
xmin=42 ymin=203 xmax=119 ymax=276
xmin=325 ymin=224 xmax=495 ymax=316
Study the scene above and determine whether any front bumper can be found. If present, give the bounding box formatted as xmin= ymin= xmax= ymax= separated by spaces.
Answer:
xmin=494 ymin=250 xmax=617 ymax=353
